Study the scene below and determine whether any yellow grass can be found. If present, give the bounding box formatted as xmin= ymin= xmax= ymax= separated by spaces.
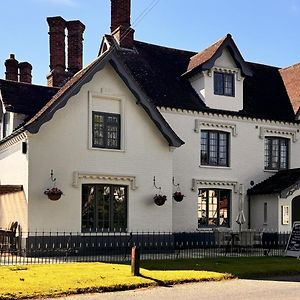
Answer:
xmin=0 ymin=263 xmax=229 ymax=299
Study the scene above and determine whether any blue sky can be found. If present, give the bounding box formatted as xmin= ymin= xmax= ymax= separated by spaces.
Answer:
xmin=1 ymin=0 xmax=300 ymax=85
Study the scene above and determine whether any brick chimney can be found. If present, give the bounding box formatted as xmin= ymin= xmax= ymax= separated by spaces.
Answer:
xmin=67 ymin=20 xmax=85 ymax=75
xmin=5 ymin=54 xmax=19 ymax=81
xmin=19 ymin=62 xmax=32 ymax=84
xmin=47 ymin=16 xmax=67 ymax=87
xmin=111 ymin=0 xmax=134 ymax=48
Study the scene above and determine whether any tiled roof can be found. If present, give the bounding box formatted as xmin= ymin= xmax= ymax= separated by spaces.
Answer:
xmin=248 ymin=168 xmax=300 ymax=195
xmin=187 ymin=35 xmax=228 ymax=74
xmin=115 ymin=40 xmax=205 ymax=111
xmin=110 ymin=38 xmax=295 ymax=122
xmin=280 ymin=63 xmax=300 ymax=114
xmin=243 ymin=62 xmax=295 ymax=121
xmin=0 ymin=79 xmax=58 ymax=116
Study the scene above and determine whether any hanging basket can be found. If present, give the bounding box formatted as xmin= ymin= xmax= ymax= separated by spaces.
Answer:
xmin=173 ymin=191 xmax=185 ymax=202
xmin=44 ymin=188 xmax=63 ymax=201
xmin=47 ymin=193 xmax=62 ymax=201
xmin=154 ymin=194 xmax=167 ymax=206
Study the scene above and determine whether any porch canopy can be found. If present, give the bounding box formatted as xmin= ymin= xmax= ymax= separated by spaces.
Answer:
xmin=248 ymin=168 xmax=300 ymax=198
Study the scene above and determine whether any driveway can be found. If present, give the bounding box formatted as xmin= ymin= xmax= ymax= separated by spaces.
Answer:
xmin=45 ymin=276 xmax=300 ymax=300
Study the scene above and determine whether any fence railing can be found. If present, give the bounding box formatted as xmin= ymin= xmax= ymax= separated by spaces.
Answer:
xmin=0 ymin=229 xmax=290 ymax=265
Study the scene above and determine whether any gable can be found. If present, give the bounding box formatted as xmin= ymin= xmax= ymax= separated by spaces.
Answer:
xmin=0 ymin=50 xmax=183 ymax=148
xmin=29 ymin=63 xmax=177 ymax=158
xmin=184 ymin=34 xmax=252 ymax=78
xmin=214 ymin=48 xmax=237 ymax=69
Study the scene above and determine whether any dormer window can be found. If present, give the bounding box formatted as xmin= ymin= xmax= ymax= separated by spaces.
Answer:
xmin=214 ymin=72 xmax=234 ymax=97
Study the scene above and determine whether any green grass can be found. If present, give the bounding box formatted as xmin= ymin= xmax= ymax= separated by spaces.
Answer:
xmin=0 ymin=257 xmax=299 ymax=299
xmin=141 ymin=256 xmax=300 ymax=279
xmin=0 ymin=262 xmax=228 ymax=299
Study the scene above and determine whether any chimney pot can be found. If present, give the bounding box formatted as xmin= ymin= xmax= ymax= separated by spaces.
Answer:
xmin=19 ymin=62 xmax=32 ymax=84
xmin=5 ymin=54 xmax=19 ymax=81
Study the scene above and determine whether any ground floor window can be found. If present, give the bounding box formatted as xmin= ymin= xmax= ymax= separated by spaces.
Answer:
xmin=198 ymin=189 xmax=230 ymax=227
xmin=82 ymin=184 xmax=127 ymax=232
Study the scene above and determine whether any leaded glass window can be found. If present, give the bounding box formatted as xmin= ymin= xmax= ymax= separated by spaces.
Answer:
xmin=201 ymin=130 xmax=229 ymax=166
xmin=214 ymin=72 xmax=234 ymax=96
xmin=82 ymin=184 xmax=127 ymax=232
xmin=264 ymin=137 xmax=289 ymax=170
xmin=92 ymin=112 xmax=120 ymax=149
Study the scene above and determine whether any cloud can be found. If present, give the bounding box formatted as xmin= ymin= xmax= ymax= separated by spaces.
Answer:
xmin=34 ymin=0 xmax=78 ymax=7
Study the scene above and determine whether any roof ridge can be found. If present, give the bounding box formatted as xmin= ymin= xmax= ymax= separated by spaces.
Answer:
xmin=0 ymin=78 xmax=59 ymax=90
xmin=280 ymin=61 xmax=300 ymax=71
xmin=246 ymin=61 xmax=280 ymax=70
xmin=134 ymin=39 xmax=197 ymax=55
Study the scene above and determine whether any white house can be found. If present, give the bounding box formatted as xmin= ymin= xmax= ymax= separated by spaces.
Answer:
xmin=1 ymin=0 xmax=300 ymax=237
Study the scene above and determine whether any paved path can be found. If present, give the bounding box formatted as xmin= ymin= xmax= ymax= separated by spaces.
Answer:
xmin=45 ymin=276 xmax=300 ymax=300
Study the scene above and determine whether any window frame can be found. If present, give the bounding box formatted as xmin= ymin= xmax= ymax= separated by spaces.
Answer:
xmin=197 ymin=188 xmax=231 ymax=228
xmin=264 ymin=136 xmax=289 ymax=171
xmin=214 ymin=72 xmax=235 ymax=97
xmin=201 ymin=130 xmax=230 ymax=167
xmin=81 ymin=184 xmax=128 ymax=232
xmin=92 ymin=111 xmax=121 ymax=150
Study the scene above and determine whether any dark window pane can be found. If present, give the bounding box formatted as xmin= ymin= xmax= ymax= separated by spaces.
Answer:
xmin=201 ymin=131 xmax=208 ymax=164
xmin=92 ymin=112 xmax=120 ymax=149
xmin=224 ymin=74 xmax=234 ymax=96
xmin=214 ymin=72 xmax=224 ymax=95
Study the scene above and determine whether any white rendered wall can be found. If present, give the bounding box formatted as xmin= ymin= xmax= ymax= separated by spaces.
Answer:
xmin=27 ymin=64 xmax=173 ymax=232
xmin=189 ymin=48 xmax=244 ymax=112
xmin=250 ymin=194 xmax=278 ymax=231
xmin=161 ymin=108 xmax=300 ymax=232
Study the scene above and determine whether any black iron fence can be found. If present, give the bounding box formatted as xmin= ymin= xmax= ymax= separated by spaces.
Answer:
xmin=0 ymin=230 xmax=290 ymax=265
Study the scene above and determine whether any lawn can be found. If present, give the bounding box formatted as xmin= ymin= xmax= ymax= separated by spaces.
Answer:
xmin=141 ymin=256 xmax=300 ymax=279
xmin=0 ymin=257 xmax=299 ymax=299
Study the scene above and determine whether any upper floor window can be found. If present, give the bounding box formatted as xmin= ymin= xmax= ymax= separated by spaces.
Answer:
xmin=214 ymin=72 xmax=235 ymax=97
xmin=264 ymin=137 xmax=289 ymax=170
xmin=201 ymin=130 xmax=229 ymax=167
xmin=198 ymin=189 xmax=230 ymax=227
xmin=92 ymin=111 xmax=121 ymax=149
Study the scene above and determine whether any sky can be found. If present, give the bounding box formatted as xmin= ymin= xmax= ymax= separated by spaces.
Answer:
xmin=1 ymin=0 xmax=300 ymax=86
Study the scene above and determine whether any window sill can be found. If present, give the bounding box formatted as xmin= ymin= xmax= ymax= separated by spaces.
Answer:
xmin=264 ymin=169 xmax=279 ymax=173
xmin=199 ymin=165 xmax=231 ymax=170
xmin=214 ymin=93 xmax=235 ymax=98
xmin=89 ymin=146 xmax=125 ymax=153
